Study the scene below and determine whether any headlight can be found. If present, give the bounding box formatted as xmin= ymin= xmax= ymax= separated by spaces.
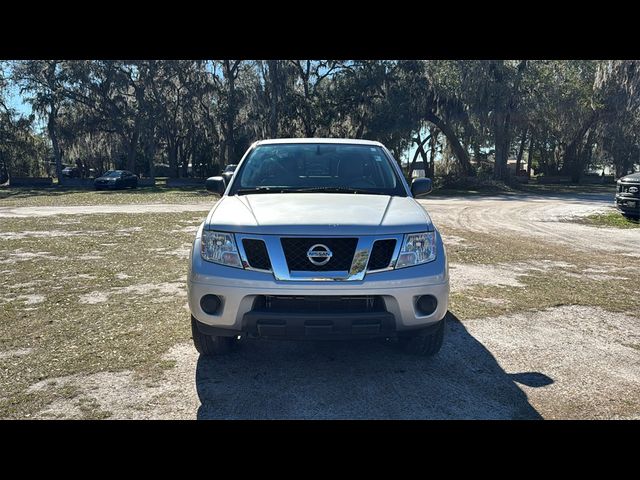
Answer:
xmin=201 ymin=231 xmax=243 ymax=268
xmin=395 ymin=232 xmax=436 ymax=269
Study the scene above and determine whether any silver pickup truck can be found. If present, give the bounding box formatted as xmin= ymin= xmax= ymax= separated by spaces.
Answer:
xmin=187 ymin=139 xmax=449 ymax=356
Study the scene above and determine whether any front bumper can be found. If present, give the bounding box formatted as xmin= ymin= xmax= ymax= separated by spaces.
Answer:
xmin=615 ymin=194 xmax=640 ymax=214
xmin=187 ymin=227 xmax=449 ymax=336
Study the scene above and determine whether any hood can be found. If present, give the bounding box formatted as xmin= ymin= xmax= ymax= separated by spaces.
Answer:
xmin=205 ymin=193 xmax=433 ymax=235
xmin=620 ymin=172 xmax=640 ymax=183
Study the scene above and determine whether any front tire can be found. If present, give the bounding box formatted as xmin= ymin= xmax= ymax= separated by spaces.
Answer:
xmin=191 ymin=316 xmax=236 ymax=356
xmin=398 ymin=317 xmax=445 ymax=356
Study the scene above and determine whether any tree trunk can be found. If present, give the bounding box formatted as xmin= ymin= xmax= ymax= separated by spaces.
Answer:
xmin=145 ymin=138 xmax=156 ymax=180
xmin=526 ymin=135 xmax=535 ymax=178
xmin=493 ymin=112 xmax=511 ymax=182
xmin=355 ymin=117 xmax=366 ymax=138
xmin=408 ymin=133 xmax=430 ymax=179
xmin=539 ymin=135 xmax=548 ymax=175
xmin=428 ymin=129 xmax=438 ymax=178
xmin=48 ymin=107 xmax=63 ymax=180
xmin=424 ymin=111 xmax=472 ymax=176
xmin=515 ymin=128 xmax=528 ymax=174
xmin=299 ymin=61 xmax=315 ymax=137
xmin=167 ymin=139 xmax=178 ymax=178
xmin=126 ymin=122 xmax=140 ymax=173
xmin=267 ymin=60 xmax=279 ymax=138
xmin=223 ymin=60 xmax=238 ymax=165
xmin=408 ymin=146 xmax=421 ymax=180
xmin=562 ymin=110 xmax=598 ymax=183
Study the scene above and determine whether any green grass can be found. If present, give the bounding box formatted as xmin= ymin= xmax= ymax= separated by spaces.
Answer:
xmin=439 ymin=225 xmax=640 ymax=319
xmin=0 ymin=186 xmax=217 ymax=207
xmin=0 ymin=212 xmax=207 ymax=418
xmin=573 ymin=211 xmax=639 ymax=229
xmin=450 ymin=270 xmax=640 ymax=320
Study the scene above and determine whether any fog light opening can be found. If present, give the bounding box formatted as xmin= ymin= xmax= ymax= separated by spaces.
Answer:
xmin=416 ymin=295 xmax=437 ymax=316
xmin=200 ymin=294 xmax=222 ymax=315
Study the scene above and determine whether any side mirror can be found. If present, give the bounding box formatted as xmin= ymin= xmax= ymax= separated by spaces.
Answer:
xmin=411 ymin=177 xmax=432 ymax=198
xmin=205 ymin=176 xmax=226 ymax=195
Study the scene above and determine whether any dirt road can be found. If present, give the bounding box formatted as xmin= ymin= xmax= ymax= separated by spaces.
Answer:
xmin=421 ymin=192 xmax=637 ymax=254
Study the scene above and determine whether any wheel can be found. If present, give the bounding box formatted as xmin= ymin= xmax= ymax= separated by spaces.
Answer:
xmin=398 ymin=317 xmax=445 ymax=356
xmin=191 ymin=316 xmax=236 ymax=356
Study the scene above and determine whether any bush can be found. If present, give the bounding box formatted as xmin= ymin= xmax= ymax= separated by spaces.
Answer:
xmin=436 ymin=174 xmax=514 ymax=192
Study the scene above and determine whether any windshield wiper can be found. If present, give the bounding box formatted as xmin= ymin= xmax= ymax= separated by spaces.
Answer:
xmin=236 ymin=186 xmax=380 ymax=195
xmin=285 ymin=186 xmax=376 ymax=194
xmin=235 ymin=187 xmax=290 ymax=195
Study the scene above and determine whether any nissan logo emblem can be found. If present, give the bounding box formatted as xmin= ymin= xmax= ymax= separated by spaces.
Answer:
xmin=306 ymin=244 xmax=333 ymax=266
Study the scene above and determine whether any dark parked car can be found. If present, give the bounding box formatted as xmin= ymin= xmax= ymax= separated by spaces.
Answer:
xmin=615 ymin=172 xmax=640 ymax=219
xmin=94 ymin=170 xmax=138 ymax=190
xmin=221 ymin=164 xmax=237 ymax=186
xmin=61 ymin=166 xmax=80 ymax=178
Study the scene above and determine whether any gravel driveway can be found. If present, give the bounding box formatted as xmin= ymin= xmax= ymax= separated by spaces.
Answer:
xmin=8 ymin=191 xmax=640 ymax=419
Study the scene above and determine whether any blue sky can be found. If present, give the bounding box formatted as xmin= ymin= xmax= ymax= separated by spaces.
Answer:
xmin=1 ymin=63 xmax=30 ymax=115
xmin=7 ymin=86 xmax=30 ymax=115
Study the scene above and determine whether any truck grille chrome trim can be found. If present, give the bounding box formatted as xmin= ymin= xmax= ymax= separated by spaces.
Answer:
xmin=234 ymin=234 xmax=405 ymax=281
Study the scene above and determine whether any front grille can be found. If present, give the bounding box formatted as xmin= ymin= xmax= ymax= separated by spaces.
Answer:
xmin=254 ymin=295 xmax=386 ymax=313
xmin=242 ymin=239 xmax=271 ymax=270
xmin=620 ymin=184 xmax=640 ymax=197
xmin=281 ymin=237 xmax=357 ymax=271
xmin=367 ymin=239 xmax=396 ymax=270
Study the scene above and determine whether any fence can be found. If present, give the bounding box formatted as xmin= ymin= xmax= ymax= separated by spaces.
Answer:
xmin=8 ymin=177 xmax=54 ymax=187
xmin=165 ymin=178 xmax=205 ymax=188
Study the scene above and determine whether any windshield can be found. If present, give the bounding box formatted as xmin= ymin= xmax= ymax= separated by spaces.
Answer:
xmin=230 ymin=143 xmax=406 ymax=196
xmin=103 ymin=171 xmax=122 ymax=178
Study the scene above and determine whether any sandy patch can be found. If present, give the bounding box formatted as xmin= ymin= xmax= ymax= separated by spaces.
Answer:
xmin=19 ymin=294 xmax=45 ymax=305
xmin=117 ymin=227 xmax=143 ymax=235
xmin=169 ymin=247 xmax=191 ymax=259
xmin=0 ymin=230 xmax=107 ymax=240
xmin=171 ymin=226 xmax=199 ymax=234
xmin=115 ymin=273 xmax=131 ymax=280
xmin=0 ymin=348 xmax=34 ymax=360
xmin=78 ymin=282 xmax=186 ymax=305
xmin=78 ymin=292 xmax=110 ymax=304
xmin=29 ymin=343 xmax=199 ymax=419
xmin=76 ymin=254 xmax=103 ymax=261
xmin=450 ymin=260 xmax=579 ymax=293
xmin=440 ymin=234 xmax=468 ymax=247
xmin=11 ymin=281 xmax=41 ymax=289
xmin=0 ymin=204 xmax=211 ymax=218
xmin=464 ymin=305 xmax=640 ymax=419
xmin=0 ymin=251 xmax=62 ymax=265
xmin=62 ymin=274 xmax=96 ymax=281
xmin=449 ymin=263 xmax=526 ymax=292
xmin=116 ymin=282 xmax=187 ymax=298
